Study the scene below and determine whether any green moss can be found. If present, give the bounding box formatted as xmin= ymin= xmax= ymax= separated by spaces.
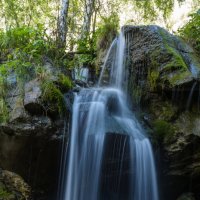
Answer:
xmin=42 ymin=81 xmax=65 ymax=114
xmin=165 ymin=46 xmax=187 ymax=69
xmin=149 ymin=29 xmax=191 ymax=88
xmin=148 ymin=70 xmax=159 ymax=90
xmin=153 ymin=120 xmax=175 ymax=142
xmin=158 ymin=28 xmax=170 ymax=41
xmin=169 ymin=71 xmax=192 ymax=86
xmin=158 ymin=28 xmax=188 ymax=70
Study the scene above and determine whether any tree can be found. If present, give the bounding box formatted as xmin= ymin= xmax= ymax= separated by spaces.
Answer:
xmin=57 ymin=0 xmax=70 ymax=47
xmin=80 ymin=0 xmax=95 ymax=40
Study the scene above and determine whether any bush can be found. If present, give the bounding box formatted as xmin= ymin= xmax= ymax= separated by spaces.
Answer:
xmin=58 ymin=74 xmax=73 ymax=92
xmin=0 ymin=26 xmax=47 ymax=83
xmin=95 ymin=14 xmax=119 ymax=50
xmin=178 ymin=10 xmax=200 ymax=52
xmin=0 ymin=26 xmax=65 ymax=81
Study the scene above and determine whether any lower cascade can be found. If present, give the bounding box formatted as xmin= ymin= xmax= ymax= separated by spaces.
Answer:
xmin=62 ymin=29 xmax=159 ymax=200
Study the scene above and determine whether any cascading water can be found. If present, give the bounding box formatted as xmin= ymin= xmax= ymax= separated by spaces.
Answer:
xmin=62 ymin=29 xmax=159 ymax=200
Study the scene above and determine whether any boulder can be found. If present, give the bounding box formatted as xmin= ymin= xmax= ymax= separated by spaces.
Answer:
xmin=125 ymin=25 xmax=200 ymax=200
xmin=1 ymin=116 xmax=52 ymax=136
xmin=0 ymin=169 xmax=31 ymax=200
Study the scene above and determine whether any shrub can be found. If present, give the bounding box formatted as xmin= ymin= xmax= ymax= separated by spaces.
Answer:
xmin=95 ymin=14 xmax=119 ymax=50
xmin=58 ymin=74 xmax=73 ymax=92
xmin=178 ymin=10 xmax=200 ymax=52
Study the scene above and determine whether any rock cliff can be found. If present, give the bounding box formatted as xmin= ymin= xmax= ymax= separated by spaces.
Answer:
xmin=0 ymin=60 xmax=71 ymax=199
xmin=125 ymin=25 xmax=200 ymax=200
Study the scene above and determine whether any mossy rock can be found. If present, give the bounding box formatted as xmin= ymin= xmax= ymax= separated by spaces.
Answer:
xmin=0 ymin=169 xmax=31 ymax=200
xmin=152 ymin=119 xmax=175 ymax=142
xmin=149 ymin=28 xmax=194 ymax=90
xmin=148 ymin=99 xmax=178 ymax=121
xmin=125 ymin=25 xmax=200 ymax=99
xmin=174 ymin=112 xmax=200 ymax=137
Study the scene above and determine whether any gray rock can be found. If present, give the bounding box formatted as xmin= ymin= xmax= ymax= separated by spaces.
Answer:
xmin=24 ymin=78 xmax=44 ymax=115
xmin=1 ymin=116 xmax=52 ymax=136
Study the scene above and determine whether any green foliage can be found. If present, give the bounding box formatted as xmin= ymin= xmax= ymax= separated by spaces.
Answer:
xmin=71 ymin=13 xmax=119 ymax=68
xmin=0 ymin=26 xmax=71 ymax=120
xmin=95 ymin=14 xmax=119 ymax=50
xmin=133 ymin=0 xmax=189 ymax=20
xmin=0 ymin=26 xmax=44 ymax=78
xmin=93 ymin=14 xmax=119 ymax=69
xmin=73 ymin=53 xmax=95 ymax=68
xmin=0 ymin=26 xmax=65 ymax=83
xmin=153 ymin=120 xmax=174 ymax=142
xmin=58 ymin=74 xmax=73 ymax=92
xmin=178 ymin=10 xmax=200 ymax=52
xmin=1 ymin=0 xmax=57 ymax=29
xmin=75 ymin=35 xmax=96 ymax=67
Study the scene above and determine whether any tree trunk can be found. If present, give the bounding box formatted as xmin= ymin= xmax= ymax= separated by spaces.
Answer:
xmin=81 ymin=0 xmax=95 ymax=40
xmin=57 ymin=0 xmax=70 ymax=47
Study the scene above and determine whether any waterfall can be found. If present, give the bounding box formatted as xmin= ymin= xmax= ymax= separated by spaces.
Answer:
xmin=62 ymin=29 xmax=159 ymax=200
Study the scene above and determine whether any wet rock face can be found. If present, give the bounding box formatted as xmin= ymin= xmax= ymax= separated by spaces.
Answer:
xmin=161 ymin=132 xmax=200 ymax=200
xmin=160 ymin=111 xmax=200 ymax=200
xmin=125 ymin=25 xmax=200 ymax=200
xmin=0 ymin=119 xmax=65 ymax=200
